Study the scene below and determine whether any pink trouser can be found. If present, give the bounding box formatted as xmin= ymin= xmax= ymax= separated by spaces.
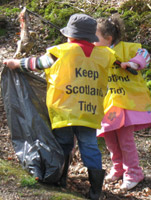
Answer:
xmin=104 ymin=125 xmax=144 ymax=182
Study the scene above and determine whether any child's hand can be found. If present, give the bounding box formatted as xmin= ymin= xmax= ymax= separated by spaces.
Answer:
xmin=3 ymin=59 xmax=20 ymax=69
xmin=121 ymin=62 xmax=139 ymax=70
xmin=120 ymin=62 xmax=131 ymax=69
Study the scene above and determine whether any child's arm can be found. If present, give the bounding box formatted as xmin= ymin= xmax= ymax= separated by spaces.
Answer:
xmin=121 ymin=48 xmax=150 ymax=70
xmin=3 ymin=59 xmax=21 ymax=69
xmin=121 ymin=62 xmax=139 ymax=70
xmin=3 ymin=53 xmax=55 ymax=71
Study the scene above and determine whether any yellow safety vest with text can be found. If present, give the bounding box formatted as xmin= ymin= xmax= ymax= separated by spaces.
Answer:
xmin=45 ymin=42 xmax=115 ymax=129
xmin=104 ymin=41 xmax=151 ymax=113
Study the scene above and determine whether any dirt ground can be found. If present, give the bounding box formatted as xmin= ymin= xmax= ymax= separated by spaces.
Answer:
xmin=0 ymin=4 xmax=151 ymax=199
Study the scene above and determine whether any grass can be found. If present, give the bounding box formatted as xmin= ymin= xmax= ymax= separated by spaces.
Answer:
xmin=0 ymin=158 xmax=85 ymax=199
xmin=20 ymin=177 xmax=38 ymax=187
xmin=0 ymin=159 xmax=29 ymax=179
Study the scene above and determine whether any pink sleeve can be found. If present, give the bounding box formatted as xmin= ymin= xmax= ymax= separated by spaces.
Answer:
xmin=130 ymin=48 xmax=150 ymax=70
xmin=130 ymin=55 xmax=146 ymax=70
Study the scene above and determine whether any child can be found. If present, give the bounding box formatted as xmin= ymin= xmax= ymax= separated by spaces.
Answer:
xmin=95 ymin=15 xmax=151 ymax=191
xmin=3 ymin=13 xmax=115 ymax=200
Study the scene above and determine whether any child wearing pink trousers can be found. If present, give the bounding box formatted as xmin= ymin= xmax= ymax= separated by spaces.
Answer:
xmin=95 ymin=15 xmax=151 ymax=190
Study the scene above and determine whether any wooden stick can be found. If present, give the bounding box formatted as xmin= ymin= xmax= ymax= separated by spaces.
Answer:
xmin=26 ymin=8 xmax=60 ymax=31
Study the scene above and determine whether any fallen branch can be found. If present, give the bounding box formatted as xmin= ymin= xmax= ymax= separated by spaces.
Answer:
xmin=136 ymin=133 xmax=151 ymax=137
xmin=147 ymin=4 xmax=151 ymax=9
xmin=26 ymin=8 xmax=60 ymax=31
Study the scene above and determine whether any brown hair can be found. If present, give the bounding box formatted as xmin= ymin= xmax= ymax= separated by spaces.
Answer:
xmin=97 ymin=14 xmax=125 ymax=45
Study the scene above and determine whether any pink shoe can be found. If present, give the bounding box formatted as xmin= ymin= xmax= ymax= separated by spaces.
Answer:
xmin=120 ymin=180 xmax=139 ymax=190
xmin=105 ymin=173 xmax=122 ymax=182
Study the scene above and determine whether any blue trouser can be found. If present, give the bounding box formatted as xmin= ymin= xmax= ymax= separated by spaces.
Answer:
xmin=53 ymin=126 xmax=102 ymax=169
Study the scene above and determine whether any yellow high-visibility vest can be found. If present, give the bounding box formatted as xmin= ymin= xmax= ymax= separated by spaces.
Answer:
xmin=104 ymin=41 xmax=151 ymax=113
xmin=45 ymin=42 xmax=115 ymax=129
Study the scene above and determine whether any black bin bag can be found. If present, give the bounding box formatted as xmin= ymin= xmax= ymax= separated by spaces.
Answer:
xmin=1 ymin=67 xmax=64 ymax=183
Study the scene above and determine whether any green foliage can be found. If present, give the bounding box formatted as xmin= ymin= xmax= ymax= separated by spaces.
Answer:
xmin=27 ymin=0 xmax=76 ymax=27
xmin=0 ymin=159 xmax=31 ymax=181
xmin=142 ymin=67 xmax=151 ymax=95
xmin=44 ymin=7 xmax=75 ymax=27
xmin=93 ymin=6 xmax=112 ymax=19
xmin=0 ymin=159 xmax=38 ymax=190
xmin=147 ymin=81 xmax=151 ymax=90
xmin=0 ymin=0 xmax=15 ymax=4
xmin=0 ymin=159 xmax=84 ymax=199
xmin=118 ymin=0 xmax=151 ymax=48
xmin=1 ymin=0 xmax=151 ymax=92
xmin=0 ymin=6 xmax=20 ymax=16
xmin=26 ymin=0 xmax=39 ymax=12
xmin=120 ymin=0 xmax=151 ymax=14
xmin=121 ymin=10 xmax=140 ymax=41
xmin=0 ymin=28 xmax=6 ymax=36
xmin=20 ymin=177 xmax=38 ymax=187
xmin=105 ymin=7 xmax=117 ymax=14
xmin=142 ymin=45 xmax=151 ymax=53
xmin=54 ymin=37 xmax=62 ymax=45
xmin=145 ymin=69 xmax=151 ymax=78
xmin=27 ymin=0 xmax=77 ymax=45
xmin=145 ymin=68 xmax=151 ymax=90
xmin=97 ymin=137 xmax=106 ymax=152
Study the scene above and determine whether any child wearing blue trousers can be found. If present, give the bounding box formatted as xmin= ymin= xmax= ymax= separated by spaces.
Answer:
xmin=95 ymin=15 xmax=151 ymax=191
xmin=4 ymin=13 xmax=115 ymax=199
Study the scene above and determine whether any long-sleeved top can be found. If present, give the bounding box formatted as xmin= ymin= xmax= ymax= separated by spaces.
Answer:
xmin=20 ymin=40 xmax=97 ymax=71
xmin=97 ymin=42 xmax=151 ymax=137
xmin=20 ymin=40 xmax=116 ymax=129
xmin=20 ymin=43 xmax=150 ymax=72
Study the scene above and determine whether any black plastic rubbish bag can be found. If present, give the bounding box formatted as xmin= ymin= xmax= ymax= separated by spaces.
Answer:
xmin=1 ymin=67 xmax=64 ymax=183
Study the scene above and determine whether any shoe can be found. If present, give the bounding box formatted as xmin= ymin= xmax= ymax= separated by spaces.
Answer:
xmin=120 ymin=180 xmax=139 ymax=190
xmin=87 ymin=169 xmax=105 ymax=200
xmin=57 ymin=154 xmax=72 ymax=188
xmin=105 ymin=173 xmax=121 ymax=182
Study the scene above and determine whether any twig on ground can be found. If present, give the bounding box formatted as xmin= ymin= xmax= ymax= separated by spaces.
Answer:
xmin=147 ymin=4 xmax=151 ymax=9
xmin=136 ymin=133 xmax=151 ymax=137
